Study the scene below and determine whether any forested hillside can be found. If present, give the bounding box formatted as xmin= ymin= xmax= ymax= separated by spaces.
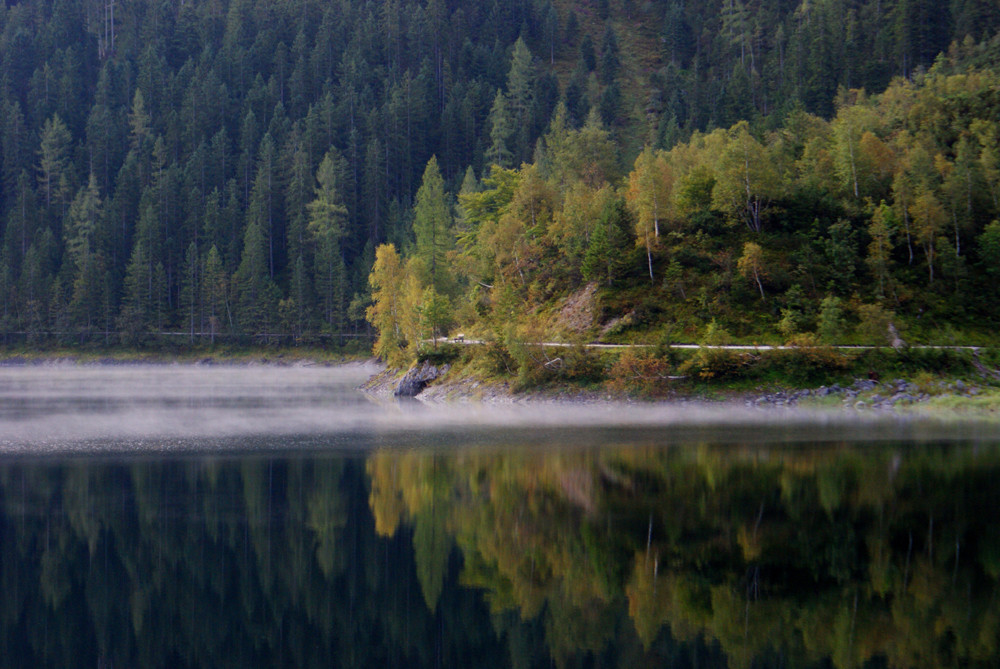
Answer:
xmin=0 ymin=0 xmax=997 ymax=346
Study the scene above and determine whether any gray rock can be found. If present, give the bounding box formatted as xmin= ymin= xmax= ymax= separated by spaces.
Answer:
xmin=888 ymin=322 xmax=906 ymax=349
xmin=955 ymin=380 xmax=966 ymax=391
xmin=394 ymin=361 xmax=445 ymax=397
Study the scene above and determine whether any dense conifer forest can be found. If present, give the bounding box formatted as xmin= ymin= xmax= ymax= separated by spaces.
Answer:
xmin=1 ymin=0 xmax=999 ymax=351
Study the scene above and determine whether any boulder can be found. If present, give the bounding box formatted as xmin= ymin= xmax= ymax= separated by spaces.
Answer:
xmin=394 ymin=361 xmax=446 ymax=397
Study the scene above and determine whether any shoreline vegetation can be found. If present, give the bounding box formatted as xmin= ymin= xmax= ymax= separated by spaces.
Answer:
xmin=358 ymin=58 xmax=1000 ymax=409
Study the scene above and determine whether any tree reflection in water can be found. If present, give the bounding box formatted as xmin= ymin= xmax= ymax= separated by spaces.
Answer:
xmin=1 ymin=442 xmax=998 ymax=667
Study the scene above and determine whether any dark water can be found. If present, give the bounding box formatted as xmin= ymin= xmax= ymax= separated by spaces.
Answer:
xmin=1 ymin=366 xmax=999 ymax=668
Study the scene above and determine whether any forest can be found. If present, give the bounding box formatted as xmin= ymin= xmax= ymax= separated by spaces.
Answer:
xmin=0 ymin=0 xmax=999 ymax=351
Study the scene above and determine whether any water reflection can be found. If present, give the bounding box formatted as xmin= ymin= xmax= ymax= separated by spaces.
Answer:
xmin=1 ymin=442 xmax=999 ymax=667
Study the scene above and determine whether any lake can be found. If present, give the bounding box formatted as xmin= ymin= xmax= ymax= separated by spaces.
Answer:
xmin=0 ymin=364 xmax=998 ymax=667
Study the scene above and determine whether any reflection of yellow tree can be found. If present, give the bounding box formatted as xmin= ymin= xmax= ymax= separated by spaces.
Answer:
xmin=366 ymin=444 xmax=1000 ymax=668
xmin=367 ymin=452 xmax=407 ymax=537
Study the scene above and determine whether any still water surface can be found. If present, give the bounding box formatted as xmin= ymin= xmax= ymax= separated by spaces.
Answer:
xmin=1 ymin=365 xmax=998 ymax=667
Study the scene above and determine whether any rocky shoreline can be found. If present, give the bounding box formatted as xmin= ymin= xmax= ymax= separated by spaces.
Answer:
xmin=362 ymin=361 xmax=992 ymax=413
xmin=745 ymin=377 xmax=983 ymax=410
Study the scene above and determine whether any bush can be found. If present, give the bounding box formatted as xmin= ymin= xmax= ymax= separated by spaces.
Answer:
xmin=607 ymin=350 xmax=673 ymax=394
xmin=483 ymin=341 xmax=516 ymax=376
xmin=762 ymin=343 xmax=856 ymax=384
xmin=701 ymin=319 xmax=733 ymax=345
xmin=560 ymin=344 xmax=604 ymax=383
xmin=817 ymin=296 xmax=847 ymax=343
xmin=417 ymin=343 xmax=461 ymax=366
xmin=679 ymin=348 xmax=757 ymax=380
xmin=855 ymin=303 xmax=893 ymax=344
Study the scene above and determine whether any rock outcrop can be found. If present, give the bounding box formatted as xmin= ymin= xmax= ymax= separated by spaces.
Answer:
xmin=394 ymin=361 xmax=447 ymax=397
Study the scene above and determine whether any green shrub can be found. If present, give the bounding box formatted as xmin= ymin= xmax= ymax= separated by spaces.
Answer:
xmin=679 ymin=348 xmax=757 ymax=380
xmin=817 ymin=296 xmax=847 ymax=343
xmin=417 ymin=343 xmax=461 ymax=366
xmin=761 ymin=344 xmax=856 ymax=384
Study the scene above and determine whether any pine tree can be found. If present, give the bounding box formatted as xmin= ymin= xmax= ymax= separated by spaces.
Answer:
xmin=486 ymin=91 xmax=516 ymax=169
xmin=287 ymin=253 xmax=314 ymax=337
xmin=179 ymin=241 xmax=199 ymax=342
xmin=118 ymin=202 xmax=160 ymax=340
xmin=412 ymin=156 xmax=453 ymax=295
xmin=66 ymin=174 xmax=104 ymax=331
xmin=308 ymin=152 xmax=348 ymax=333
xmin=505 ymin=37 xmax=535 ymax=163
xmin=37 ymin=114 xmax=73 ymax=214
xmin=233 ymin=219 xmax=278 ymax=336
xmin=201 ymin=245 xmax=228 ymax=343
xmin=248 ymin=133 xmax=280 ymax=279
xmin=582 ymin=195 xmax=633 ymax=286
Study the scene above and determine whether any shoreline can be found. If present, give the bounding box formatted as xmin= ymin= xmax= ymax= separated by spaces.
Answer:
xmin=0 ymin=349 xmax=374 ymax=368
xmin=362 ymin=360 xmax=1000 ymax=419
xmin=1 ymin=349 xmax=996 ymax=420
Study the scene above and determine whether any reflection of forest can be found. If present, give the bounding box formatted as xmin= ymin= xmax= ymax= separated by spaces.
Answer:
xmin=0 ymin=458 xmax=516 ymax=667
xmin=370 ymin=443 xmax=1000 ymax=668
xmin=2 ymin=444 xmax=999 ymax=667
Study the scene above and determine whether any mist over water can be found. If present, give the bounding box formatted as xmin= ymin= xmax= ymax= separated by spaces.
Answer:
xmin=0 ymin=363 xmax=994 ymax=454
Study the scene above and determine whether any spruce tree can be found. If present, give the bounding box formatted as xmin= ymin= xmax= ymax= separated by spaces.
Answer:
xmin=66 ymin=174 xmax=104 ymax=331
xmin=308 ymin=152 xmax=348 ymax=333
xmin=412 ymin=156 xmax=453 ymax=295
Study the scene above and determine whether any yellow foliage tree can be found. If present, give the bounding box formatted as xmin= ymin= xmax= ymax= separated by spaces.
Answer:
xmin=366 ymin=244 xmax=413 ymax=365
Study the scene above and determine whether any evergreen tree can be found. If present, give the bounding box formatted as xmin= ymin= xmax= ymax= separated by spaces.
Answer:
xmin=66 ymin=174 xmax=105 ymax=331
xmin=201 ymin=245 xmax=228 ymax=343
xmin=37 ymin=114 xmax=73 ymax=214
xmin=233 ymin=219 xmax=278 ymax=336
xmin=486 ymin=91 xmax=516 ymax=169
xmin=582 ymin=195 xmax=633 ymax=286
xmin=308 ymin=152 xmax=348 ymax=333
xmin=412 ymin=156 xmax=453 ymax=295
xmin=118 ymin=203 xmax=160 ymax=340
xmin=505 ymin=37 xmax=535 ymax=163
xmin=179 ymin=241 xmax=200 ymax=341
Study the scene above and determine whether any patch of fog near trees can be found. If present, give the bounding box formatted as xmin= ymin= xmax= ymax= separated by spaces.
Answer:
xmin=0 ymin=364 xmax=988 ymax=453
